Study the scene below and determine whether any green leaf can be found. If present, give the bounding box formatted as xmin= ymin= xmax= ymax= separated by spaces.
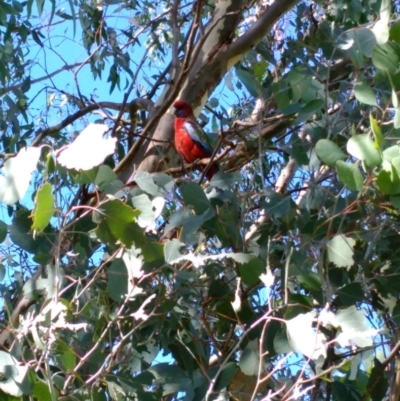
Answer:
xmin=9 ymin=210 xmax=53 ymax=256
xmin=370 ymin=114 xmax=385 ymax=149
xmin=368 ymin=359 xmax=388 ymax=401
xmin=96 ymin=199 xmax=142 ymax=248
xmin=147 ymin=364 xmax=191 ymax=396
xmin=141 ymin=241 xmax=164 ymax=262
xmin=54 ymin=340 xmax=76 ymax=371
xmin=215 ymin=200 xmax=242 ymax=248
xmin=377 ymin=160 xmax=400 ymax=194
xmin=341 ymin=31 xmax=364 ymax=69
xmin=354 ymin=83 xmax=376 ymax=106
xmin=180 ymin=182 xmax=210 ymax=214
xmin=35 ymin=0 xmax=44 ymax=15
xmin=337 ymin=282 xmax=364 ymax=306
xmin=225 ymin=70 xmax=234 ymax=91
xmin=300 ymin=98 xmax=324 ymax=113
xmin=390 ymin=195 xmax=400 ymax=209
xmin=326 ymin=234 xmax=355 ymax=269
xmin=379 ymin=0 xmax=391 ymax=25
xmin=238 ymin=258 xmax=264 ymax=286
xmin=135 ymin=171 xmax=161 ymax=196
xmin=131 ymin=194 xmax=157 ymax=232
xmin=272 ymin=80 xmax=291 ymax=110
xmin=214 ymin=362 xmax=238 ymax=391
xmin=286 ymin=312 xmax=324 ymax=359
xmin=335 ymin=160 xmax=364 ymax=191
xmin=382 ymin=145 xmax=400 ymax=162
xmin=95 ymin=165 xmax=118 ymax=190
xmin=264 ymin=192 xmax=292 ymax=218
xmin=346 ymin=134 xmax=382 ymax=167
xmin=355 ymin=28 xmax=377 ymax=57
xmin=72 ymin=167 xmax=98 ymax=185
xmin=372 ymin=42 xmax=400 ymax=72
xmin=297 ymin=273 xmax=322 ymax=292
xmin=0 ymin=220 xmax=7 ymax=243
xmin=168 ymin=342 xmax=195 ymax=377
xmin=295 ymin=98 xmax=324 ymax=123
xmin=164 ymin=239 xmax=184 ymax=264
xmin=23 ymin=265 xmax=62 ymax=300
xmin=390 ymin=21 xmax=400 ymax=45
xmin=239 ymin=339 xmax=259 ymax=376
xmin=274 ymin=327 xmax=292 ymax=354
xmin=108 ymin=259 xmax=128 ymax=302
xmin=0 ymin=351 xmax=29 ymax=396
xmin=32 ymin=381 xmax=54 ymax=401
xmin=332 ymin=382 xmax=361 ymax=401
xmin=31 ymin=183 xmax=55 ymax=233
xmin=315 ymin=139 xmax=346 ymax=167
xmin=371 ymin=20 xmax=389 ymax=45
xmin=0 ymin=265 xmax=5 ymax=282
xmin=392 ymin=303 xmax=400 ymax=325
xmin=235 ymin=66 xmax=261 ymax=97
xmin=208 ymin=97 xmax=219 ymax=108
xmin=394 ymin=107 xmax=400 ymax=128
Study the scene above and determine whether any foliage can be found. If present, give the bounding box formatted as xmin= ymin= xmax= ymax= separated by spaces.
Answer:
xmin=1 ymin=0 xmax=400 ymax=400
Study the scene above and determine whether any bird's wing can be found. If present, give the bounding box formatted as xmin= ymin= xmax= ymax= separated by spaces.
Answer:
xmin=182 ymin=120 xmax=214 ymax=156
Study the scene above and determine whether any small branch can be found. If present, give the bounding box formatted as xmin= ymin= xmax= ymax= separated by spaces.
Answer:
xmin=0 ymin=62 xmax=82 ymax=96
xmin=360 ymin=341 xmax=400 ymax=401
xmin=198 ymin=126 xmax=227 ymax=184
xmin=31 ymin=101 xmax=132 ymax=146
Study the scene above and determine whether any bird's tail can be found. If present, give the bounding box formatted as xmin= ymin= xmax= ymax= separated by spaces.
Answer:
xmin=205 ymin=163 xmax=219 ymax=181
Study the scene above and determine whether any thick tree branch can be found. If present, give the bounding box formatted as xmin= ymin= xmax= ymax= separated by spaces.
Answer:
xmin=226 ymin=0 xmax=301 ymax=59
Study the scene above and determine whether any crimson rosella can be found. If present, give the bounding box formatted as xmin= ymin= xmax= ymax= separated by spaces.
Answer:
xmin=173 ymin=100 xmax=218 ymax=180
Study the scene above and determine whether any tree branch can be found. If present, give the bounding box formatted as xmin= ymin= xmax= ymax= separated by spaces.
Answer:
xmin=361 ymin=341 xmax=400 ymax=401
xmin=226 ymin=0 xmax=301 ymax=60
xmin=31 ymin=101 xmax=132 ymax=146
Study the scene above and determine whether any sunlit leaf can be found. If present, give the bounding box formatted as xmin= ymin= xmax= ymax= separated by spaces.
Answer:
xmin=57 ymin=124 xmax=116 ymax=170
xmin=315 ymin=139 xmax=346 ymax=167
xmin=354 ymin=83 xmax=376 ymax=106
xmin=0 ymin=351 xmax=29 ymax=396
xmin=286 ymin=312 xmax=326 ymax=359
xmin=370 ymin=114 xmax=385 ymax=149
xmin=371 ymin=20 xmax=389 ymax=45
xmin=0 ymin=147 xmax=41 ymax=206
xmin=239 ymin=339 xmax=259 ymax=376
xmin=96 ymin=200 xmax=142 ymax=248
xmin=326 ymin=234 xmax=356 ymax=269
xmin=332 ymin=306 xmax=378 ymax=347
xmin=31 ymin=183 xmax=55 ymax=233
xmin=372 ymin=43 xmax=399 ymax=72
xmin=346 ymin=134 xmax=382 ymax=166
xmin=335 ymin=161 xmax=364 ymax=191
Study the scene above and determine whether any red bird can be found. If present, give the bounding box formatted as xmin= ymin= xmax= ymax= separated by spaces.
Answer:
xmin=173 ymin=100 xmax=218 ymax=180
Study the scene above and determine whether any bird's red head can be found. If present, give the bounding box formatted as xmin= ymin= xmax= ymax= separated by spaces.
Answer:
xmin=173 ymin=100 xmax=193 ymax=118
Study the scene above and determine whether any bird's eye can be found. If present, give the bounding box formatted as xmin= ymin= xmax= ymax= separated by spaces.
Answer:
xmin=175 ymin=108 xmax=185 ymax=117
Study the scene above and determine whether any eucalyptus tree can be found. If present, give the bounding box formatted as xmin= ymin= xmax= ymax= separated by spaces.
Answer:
xmin=0 ymin=0 xmax=399 ymax=400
